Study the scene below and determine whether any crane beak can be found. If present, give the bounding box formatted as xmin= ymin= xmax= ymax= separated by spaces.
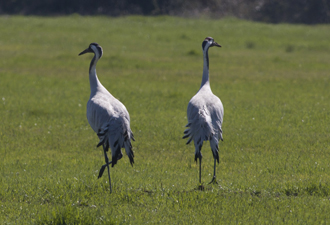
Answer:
xmin=212 ymin=42 xmax=221 ymax=47
xmin=79 ymin=48 xmax=93 ymax=56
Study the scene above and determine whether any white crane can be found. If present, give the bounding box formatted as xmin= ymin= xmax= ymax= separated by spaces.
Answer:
xmin=79 ymin=43 xmax=134 ymax=193
xmin=183 ymin=37 xmax=223 ymax=186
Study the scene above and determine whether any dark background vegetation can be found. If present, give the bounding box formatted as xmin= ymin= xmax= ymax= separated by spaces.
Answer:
xmin=0 ymin=0 xmax=329 ymax=24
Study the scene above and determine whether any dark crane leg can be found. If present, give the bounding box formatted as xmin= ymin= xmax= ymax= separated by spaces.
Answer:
xmin=96 ymin=135 xmax=113 ymax=193
xmin=102 ymin=149 xmax=112 ymax=193
xmin=98 ymin=160 xmax=112 ymax=179
xmin=199 ymin=157 xmax=202 ymax=185
xmin=197 ymin=157 xmax=205 ymax=190
xmin=209 ymin=158 xmax=218 ymax=184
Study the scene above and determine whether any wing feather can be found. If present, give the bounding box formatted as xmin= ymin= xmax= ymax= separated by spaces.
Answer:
xmin=183 ymin=89 xmax=223 ymax=162
xmin=88 ymin=90 xmax=135 ymax=167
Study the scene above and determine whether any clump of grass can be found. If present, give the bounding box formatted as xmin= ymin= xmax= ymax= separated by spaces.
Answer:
xmin=273 ymin=56 xmax=283 ymax=63
xmin=246 ymin=41 xmax=256 ymax=49
xmin=187 ymin=49 xmax=199 ymax=56
xmin=180 ymin=34 xmax=190 ymax=40
xmin=285 ymin=44 xmax=295 ymax=52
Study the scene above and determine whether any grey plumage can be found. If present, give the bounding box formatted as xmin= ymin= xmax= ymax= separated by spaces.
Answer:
xmin=183 ymin=37 xmax=224 ymax=185
xmin=79 ymin=43 xmax=134 ymax=193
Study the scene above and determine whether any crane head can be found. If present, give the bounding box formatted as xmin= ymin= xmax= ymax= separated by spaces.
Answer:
xmin=202 ymin=37 xmax=221 ymax=50
xmin=79 ymin=43 xmax=103 ymax=58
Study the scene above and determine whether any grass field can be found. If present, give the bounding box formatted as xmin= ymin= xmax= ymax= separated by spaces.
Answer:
xmin=0 ymin=15 xmax=330 ymax=224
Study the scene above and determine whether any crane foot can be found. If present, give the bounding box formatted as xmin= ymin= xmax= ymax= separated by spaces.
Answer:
xmin=198 ymin=184 xmax=205 ymax=191
xmin=208 ymin=176 xmax=218 ymax=185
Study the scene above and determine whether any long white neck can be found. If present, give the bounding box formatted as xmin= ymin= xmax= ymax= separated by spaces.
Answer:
xmin=89 ymin=55 xmax=102 ymax=96
xmin=200 ymin=47 xmax=210 ymax=89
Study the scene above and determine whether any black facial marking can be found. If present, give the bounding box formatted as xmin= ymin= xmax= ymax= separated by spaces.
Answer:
xmin=202 ymin=37 xmax=214 ymax=50
xmin=202 ymin=41 xmax=207 ymax=50
xmin=89 ymin=43 xmax=103 ymax=58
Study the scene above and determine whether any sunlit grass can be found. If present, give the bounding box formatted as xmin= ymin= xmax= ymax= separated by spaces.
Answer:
xmin=0 ymin=15 xmax=330 ymax=224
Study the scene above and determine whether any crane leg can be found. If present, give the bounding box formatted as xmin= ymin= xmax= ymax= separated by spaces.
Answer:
xmin=208 ymin=158 xmax=218 ymax=184
xmin=199 ymin=157 xmax=202 ymax=185
xmin=103 ymin=150 xmax=112 ymax=193
xmin=98 ymin=161 xmax=112 ymax=179
xmin=197 ymin=157 xmax=205 ymax=190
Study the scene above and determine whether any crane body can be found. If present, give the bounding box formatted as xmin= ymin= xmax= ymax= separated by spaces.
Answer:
xmin=79 ymin=43 xmax=134 ymax=193
xmin=183 ymin=37 xmax=223 ymax=185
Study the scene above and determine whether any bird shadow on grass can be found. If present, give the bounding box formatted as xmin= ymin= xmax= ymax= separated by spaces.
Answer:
xmin=130 ymin=184 xmax=220 ymax=195
xmin=194 ymin=183 xmax=220 ymax=191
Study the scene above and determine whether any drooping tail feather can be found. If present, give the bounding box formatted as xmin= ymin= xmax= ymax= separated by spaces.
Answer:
xmin=184 ymin=111 xmax=221 ymax=163
xmin=111 ymin=143 xmax=122 ymax=167
xmin=210 ymin=136 xmax=219 ymax=163
xmin=123 ymin=130 xmax=134 ymax=166
xmin=96 ymin=123 xmax=135 ymax=167
xmin=124 ymin=140 xmax=134 ymax=166
xmin=183 ymin=123 xmax=193 ymax=144
xmin=97 ymin=126 xmax=109 ymax=150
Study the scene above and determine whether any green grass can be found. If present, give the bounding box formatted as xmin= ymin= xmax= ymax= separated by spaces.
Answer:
xmin=0 ymin=15 xmax=330 ymax=224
